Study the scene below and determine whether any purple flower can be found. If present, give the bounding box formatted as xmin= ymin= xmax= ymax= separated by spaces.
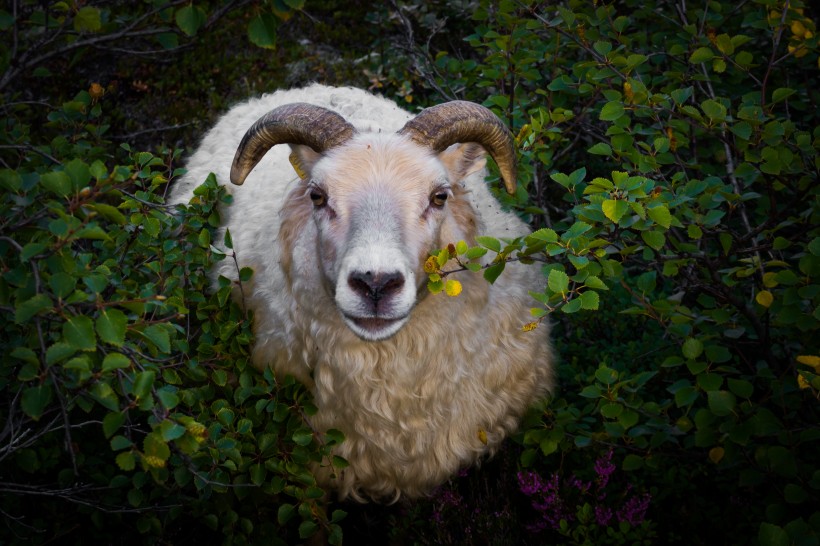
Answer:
xmin=595 ymin=505 xmax=613 ymax=526
xmin=518 ymin=470 xmax=546 ymax=496
xmin=594 ymin=449 xmax=616 ymax=488
xmin=618 ymin=492 xmax=651 ymax=526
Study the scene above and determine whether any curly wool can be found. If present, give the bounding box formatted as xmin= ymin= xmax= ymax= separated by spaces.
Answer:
xmin=171 ymin=84 xmax=554 ymax=501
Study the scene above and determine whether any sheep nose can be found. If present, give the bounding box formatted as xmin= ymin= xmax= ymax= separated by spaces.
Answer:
xmin=348 ymin=271 xmax=405 ymax=302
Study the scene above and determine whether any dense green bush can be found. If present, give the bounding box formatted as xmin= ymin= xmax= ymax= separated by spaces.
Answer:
xmin=1 ymin=0 xmax=819 ymax=544
xmin=416 ymin=0 xmax=819 ymax=543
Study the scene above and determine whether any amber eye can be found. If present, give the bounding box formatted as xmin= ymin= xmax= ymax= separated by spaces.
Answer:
xmin=309 ymin=188 xmax=327 ymax=207
xmin=430 ymin=191 xmax=449 ymax=208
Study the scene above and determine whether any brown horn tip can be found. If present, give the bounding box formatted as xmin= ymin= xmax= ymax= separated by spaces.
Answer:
xmin=230 ymin=103 xmax=356 ymax=185
xmin=398 ymin=101 xmax=517 ymax=194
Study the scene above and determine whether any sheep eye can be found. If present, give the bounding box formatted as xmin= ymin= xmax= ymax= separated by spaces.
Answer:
xmin=431 ymin=191 xmax=449 ymax=208
xmin=309 ymin=189 xmax=326 ymax=207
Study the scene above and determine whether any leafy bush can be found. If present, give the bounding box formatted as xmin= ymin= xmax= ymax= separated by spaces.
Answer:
xmin=0 ymin=90 xmax=347 ymax=544
xmin=2 ymin=0 xmax=819 ymax=544
xmin=416 ymin=0 xmax=819 ymax=543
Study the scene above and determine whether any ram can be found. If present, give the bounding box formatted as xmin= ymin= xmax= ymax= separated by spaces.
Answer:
xmin=171 ymin=84 xmax=553 ymax=501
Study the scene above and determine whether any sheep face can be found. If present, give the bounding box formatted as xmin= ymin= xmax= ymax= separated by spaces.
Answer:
xmin=290 ymin=134 xmax=483 ymax=341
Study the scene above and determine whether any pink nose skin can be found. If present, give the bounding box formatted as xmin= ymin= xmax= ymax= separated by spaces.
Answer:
xmin=347 ymin=271 xmax=405 ymax=305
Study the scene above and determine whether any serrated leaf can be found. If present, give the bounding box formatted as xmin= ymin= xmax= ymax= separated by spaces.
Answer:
xmin=641 ymin=230 xmax=665 ymax=250
xmin=588 ymin=142 xmax=612 ymax=156
xmin=682 ymin=337 xmax=704 ymax=359
xmin=602 ymin=199 xmax=628 ymax=223
xmin=102 ymin=352 xmax=131 ymax=372
xmin=63 ymin=315 xmax=97 ymax=351
xmin=689 ymin=46 xmax=714 ymax=64
xmin=143 ymin=324 xmax=171 ymax=353
xmin=599 ymin=101 xmax=625 ymax=121
xmin=548 ymin=269 xmax=569 ymax=294
xmin=15 ymin=294 xmax=53 ymax=324
xmin=647 ymin=205 xmax=672 ymax=228
xmin=476 ymin=235 xmax=501 ymax=252
xmin=116 ymin=451 xmax=136 ymax=471
xmin=579 ymin=290 xmax=599 ymax=310
xmin=96 ymin=308 xmax=128 ymax=346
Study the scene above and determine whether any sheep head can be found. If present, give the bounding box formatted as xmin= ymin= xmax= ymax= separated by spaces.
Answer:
xmin=230 ymin=101 xmax=516 ymax=341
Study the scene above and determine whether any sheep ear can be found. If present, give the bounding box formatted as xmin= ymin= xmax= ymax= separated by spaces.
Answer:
xmin=288 ymin=144 xmax=323 ymax=181
xmin=437 ymin=143 xmax=487 ymax=183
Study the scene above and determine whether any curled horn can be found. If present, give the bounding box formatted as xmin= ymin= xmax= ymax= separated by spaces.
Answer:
xmin=397 ymin=101 xmax=517 ymax=194
xmin=230 ymin=103 xmax=357 ymax=185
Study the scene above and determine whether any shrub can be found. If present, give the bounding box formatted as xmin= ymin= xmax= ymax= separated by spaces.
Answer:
xmin=418 ymin=0 xmax=819 ymax=543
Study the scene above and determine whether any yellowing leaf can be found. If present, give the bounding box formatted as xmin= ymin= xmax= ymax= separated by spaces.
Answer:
xmin=477 ymin=429 xmax=488 ymax=445
xmin=602 ymin=199 xmax=628 ymax=223
xmin=796 ymin=355 xmax=820 ymax=371
xmin=756 ymin=290 xmax=774 ymax=307
xmin=444 ymin=279 xmax=462 ymax=297
xmin=762 ymin=271 xmax=779 ymax=288
xmin=709 ymin=447 xmax=725 ymax=464
xmin=797 ymin=374 xmax=811 ymax=389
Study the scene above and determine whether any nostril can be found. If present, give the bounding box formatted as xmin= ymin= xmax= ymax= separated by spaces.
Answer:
xmin=348 ymin=271 xmax=405 ymax=301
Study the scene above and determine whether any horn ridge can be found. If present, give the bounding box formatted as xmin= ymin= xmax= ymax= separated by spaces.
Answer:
xmin=398 ymin=101 xmax=517 ymax=194
xmin=230 ymin=103 xmax=356 ymax=186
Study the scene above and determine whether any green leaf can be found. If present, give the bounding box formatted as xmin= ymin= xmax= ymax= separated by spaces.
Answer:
xmin=15 ymin=294 xmax=53 ymax=324
xmin=96 ymin=308 xmax=128 ymax=347
xmin=599 ymin=101 xmax=625 ymax=121
xmin=548 ymin=269 xmax=569 ymax=294
xmin=175 ymin=5 xmax=206 ymax=37
xmin=292 ymin=428 xmax=314 ymax=446
xmin=588 ymin=142 xmax=612 ymax=156
xmin=21 ymin=384 xmax=53 ymax=420
xmin=299 ymin=521 xmax=319 ymax=540
xmin=143 ymin=431 xmax=170 ymax=462
xmin=602 ymin=199 xmax=629 ymax=223
xmin=483 ymin=262 xmax=505 ymax=284
xmin=143 ymin=324 xmax=171 ymax=353
xmin=771 ymin=88 xmax=795 ymax=104
xmin=278 ymin=503 xmax=296 ymax=525
xmin=133 ymin=371 xmax=156 ymax=400
xmin=647 ymin=205 xmax=672 ymax=228
xmin=248 ymin=13 xmax=278 ymax=49
xmin=73 ymin=6 xmax=101 ymax=32
xmin=579 ymin=290 xmax=599 ymax=310
xmin=689 ymin=46 xmax=714 ymax=64
xmin=707 ymin=390 xmax=736 ymax=416
xmin=103 ymin=412 xmax=126 ymax=438
xmin=701 ymin=99 xmax=727 ymax=122
xmin=476 ymin=235 xmax=501 ymax=252
xmin=102 ymin=352 xmax=131 ymax=372
xmin=641 ymin=230 xmax=665 ymax=250
xmin=41 ymin=171 xmax=71 ymax=197
xmin=758 ymin=523 xmax=789 ymax=546
xmin=682 ymin=337 xmax=704 ymax=359
xmin=116 ymin=451 xmax=136 ymax=471
xmin=63 ymin=315 xmax=97 ymax=351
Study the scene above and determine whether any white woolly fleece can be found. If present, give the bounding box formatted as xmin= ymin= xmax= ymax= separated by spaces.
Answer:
xmin=170 ymin=84 xmax=554 ymax=501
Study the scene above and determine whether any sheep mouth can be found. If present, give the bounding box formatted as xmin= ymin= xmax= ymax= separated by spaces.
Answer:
xmin=344 ymin=314 xmax=408 ymax=340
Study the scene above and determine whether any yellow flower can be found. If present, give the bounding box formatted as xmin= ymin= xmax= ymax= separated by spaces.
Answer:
xmin=89 ymin=82 xmax=105 ymax=100
xmin=444 ymin=279 xmax=462 ymax=297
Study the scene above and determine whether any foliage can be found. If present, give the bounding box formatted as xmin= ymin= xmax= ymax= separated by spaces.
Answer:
xmin=0 ymin=91 xmax=345 ymax=544
xmin=421 ymin=0 xmax=820 ymax=543
xmin=1 ymin=0 xmax=819 ymax=544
